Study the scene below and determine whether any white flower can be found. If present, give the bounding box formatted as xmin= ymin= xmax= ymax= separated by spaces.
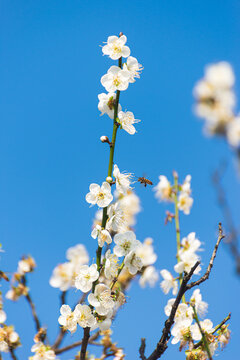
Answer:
xmin=104 ymin=250 xmax=119 ymax=280
xmin=165 ymin=299 xmax=193 ymax=323
xmin=101 ymin=66 xmax=130 ymax=92
xmin=205 ymin=62 xmax=235 ymax=88
xmin=124 ymin=251 xmax=143 ymax=275
xmin=179 ymin=232 xmax=201 ymax=258
xmin=160 ymin=270 xmax=178 ymax=295
xmin=181 ymin=175 xmax=192 ymax=195
xmin=75 ymin=264 xmax=99 ymax=292
xmin=113 ymin=231 xmax=140 ymax=257
xmin=58 ymin=305 xmax=78 ymax=333
xmin=98 ymin=92 xmax=122 ymax=119
xmin=30 ymin=342 xmax=56 ymax=360
xmin=226 ymin=117 xmax=240 ymax=147
xmin=102 ymin=35 xmax=130 ymax=60
xmin=177 ymin=192 xmax=193 ymax=215
xmin=49 ymin=262 xmax=74 ymax=291
xmin=154 ymin=175 xmax=172 ymax=202
xmin=74 ymin=304 xmax=96 ymax=328
xmin=123 ymin=56 xmax=143 ymax=83
xmin=91 ymin=225 xmax=112 ymax=248
xmin=190 ymin=319 xmax=214 ymax=341
xmin=190 ymin=289 xmax=208 ymax=317
xmin=113 ymin=164 xmax=132 ymax=195
xmin=136 ymin=237 xmax=157 ymax=266
xmin=139 ymin=266 xmax=159 ymax=288
xmin=0 ymin=340 xmax=8 ymax=352
xmin=0 ymin=310 xmax=7 ymax=324
xmin=117 ymin=111 xmax=140 ymax=135
xmin=9 ymin=331 xmax=19 ymax=344
xmin=118 ymin=190 xmax=141 ymax=230
xmin=88 ymin=284 xmax=115 ymax=316
xmin=18 ymin=260 xmax=31 ymax=274
xmin=174 ymin=251 xmax=201 ymax=275
xmin=107 ymin=202 xmax=125 ymax=232
xmin=171 ymin=320 xmax=192 ymax=344
xmin=86 ymin=182 xmax=113 ymax=208
xmin=66 ymin=244 xmax=89 ymax=265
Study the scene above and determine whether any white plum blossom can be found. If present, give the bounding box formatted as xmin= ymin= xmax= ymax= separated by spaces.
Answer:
xmin=174 ymin=251 xmax=201 ymax=275
xmin=104 ymin=250 xmax=119 ymax=280
xmin=118 ymin=190 xmax=141 ymax=230
xmin=98 ymin=92 xmax=122 ymax=119
xmin=74 ymin=304 xmax=96 ymax=328
xmin=190 ymin=289 xmax=208 ymax=317
xmin=179 ymin=232 xmax=201 ymax=258
xmin=30 ymin=342 xmax=56 ymax=360
xmin=113 ymin=231 xmax=140 ymax=257
xmin=75 ymin=264 xmax=99 ymax=293
xmin=17 ymin=256 xmax=36 ymax=275
xmin=101 ymin=66 xmax=130 ymax=92
xmin=86 ymin=182 xmax=113 ymax=208
xmin=139 ymin=266 xmax=159 ymax=288
xmin=117 ymin=111 xmax=140 ymax=135
xmin=154 ymin=175 xmax=172 ymax=202
xmin=88 ymin=284 xmax=114 ymax=316
xmin=49 ymin=262 xmax=74 ymax=291
xmin=102 ymin=35 xmax=130 ymax=60
xmin=91 ymin=225 xmax=112 ymax=248
xmin=58 ymin=305 xmax=78 ymax=333
xmin=123 ymin=56 xmax=143 ymax=83
xmin=136 ymin=237 xmax=157 ymax=266
xmin=124 ymin=251 xmax=143 ymax=275
xmin=226 ymin=117 xmax=240 ymax=147
xmin=165 ymin=299 xmax=193 ymax=323
xmin=177 ymin=192 xmax=193 ymax=215
xmin=107 ymin=202 xmax=125 ymax=232
xmin=113 ymin=164 xmax=132 ymax=195
xmin=66 ymin=244 xmax=89 ymax=265
xmin=190 ymin=319 xmax=214 ymax=341
xmin=160 ymin=269 xmax=178 ymax=295
xmin=171 ymin=320 xmax=192 ymax=344
xmin=205 ymin=62 xmax=235 ymax=88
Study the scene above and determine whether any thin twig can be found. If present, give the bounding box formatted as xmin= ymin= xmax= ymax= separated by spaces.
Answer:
xmin=25 ymin=292 xmax=41 ymax=332
xmin=192 ymin=305 xmax=212 ymax=360
xmin=9 ymin=348 xmax=18 ymax=360
xmin=55 ymin=331 xmax=100 ymax=355
xmin=139 ymin=338 xmax=147 ymax=360
xmin=186 ymin=223 xmax=224 ymax=290
xmin=80 ymin=327 xmax=90 ymax=360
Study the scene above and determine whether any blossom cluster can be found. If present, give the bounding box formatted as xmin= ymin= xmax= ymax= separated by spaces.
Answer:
xmin=194 ymin=62 xmax=240 ymax=149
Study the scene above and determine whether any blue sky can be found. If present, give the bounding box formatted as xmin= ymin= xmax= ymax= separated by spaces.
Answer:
xmin=0 ymin=0 xmax=240 ymax=359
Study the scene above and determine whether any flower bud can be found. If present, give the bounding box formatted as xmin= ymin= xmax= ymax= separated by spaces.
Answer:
xmin=100 ymin=136 xmax=109 ymax=143
xmin=106 ymin=176 xmax=113 ymax=183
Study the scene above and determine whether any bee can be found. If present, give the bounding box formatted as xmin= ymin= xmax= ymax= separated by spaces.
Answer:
xmin=137 ymin=176 xmax=153 ymax=187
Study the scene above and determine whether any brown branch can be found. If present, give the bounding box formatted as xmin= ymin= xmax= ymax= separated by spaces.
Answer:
xmin=25 ymin=292 xmax=41 ymax=332
xmin=9 ymin=348 xmax=18 ymax=360
xmin=55 ymin=331 xmax=100 ymax=355
xmin=186 ymin=223 xmax=224 ymax=290
xmin=80 ymin=327 xmax=90 ymax=360
xmin=139 ymin=338 xmax=147 ymax=360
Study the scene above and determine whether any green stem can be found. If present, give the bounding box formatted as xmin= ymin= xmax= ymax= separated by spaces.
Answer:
xmin=192 ymin=306 xmax=213 ymax=360
xmin=110 ymin=259 xmax=125 ymax=290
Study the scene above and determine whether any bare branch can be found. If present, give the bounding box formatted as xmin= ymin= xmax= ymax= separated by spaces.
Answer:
xmin=25 ymin=292 xmax=41 ymax=332
xmin=55 ymin=331 xmax=100 ymax=355
xmin=139 ymin=338 xmax=147 ymax=360
xmin=80 ymin=327 xmax=90 ymax=360
xmin=186 ymin=223 xmax=224 ymax=290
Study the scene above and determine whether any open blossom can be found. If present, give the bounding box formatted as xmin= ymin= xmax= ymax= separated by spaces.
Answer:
xmin=30 ymin=342 xmax=56 ymax=360
xmin=101 ymin=66 xmax=130 ymax=92
xmin=154 ymin=175 xmax=172 ymax=202
xmin=190 ymin=289 xmax=208 ymax=317
xmin=107 ymin=202 xmax=125 ymax=232
xmin=74 ymin=304 xmax=96 ymax=328
xmin=113 ymin=164 xmax=132 ymax=195
xmin=98 ymin=92 xmax=122 ymax=119
xmin=58 ymin=305 xmax=78 ymax=333
xmin=88 ymin=284 xmax=115 ymax=316
xmin=177 ymin=192 xmax=193 ymax=215
xmin=136 ymin=237 xmax=157 ymax=266
xmin=102 ymin=35 xmax=130 ymax=60
xmin=75 ymin=264 xmax=99 ymax=292
xmin=171 ymin=320 xmax=192 ymax=344
xmin=86 ymin=182 xmax=113 ymax=208
xmin=179 ymin=232 xmax=201 ymax=258
xmin=66 ymin=244 xmax=89 ymax=265
xmin=160 ymin=269 xmax=178 ymax=295
xmin=113 ymin=231 xmax=140 ymax=257
xmin=139 ymin=266 xmax=159 ymax=288
xmin=124 ymin=251 xmax=143 ymax=275
xmin=123 ymin=56 xmax=143 ymax=83
xmin=174 ymin=251 xmax=201 ymax=275
xmin=226 ymin=116 xmax=240 ymax=147
xmin=104 ymin=250 xmax=119 ymax=280
xmin=190 ymin=319 xmax=214 ymax=341
xmin=205 ymin=62 xmax=235 ymax=88
xmin=0 ymin=310 xmax=7 ymax=324
xmin=17 ymin=256 xmax=36 ymax=275
xmin=117 ymin=111 xmax=140 ymax=135
xmin=165 ymin=299 xmax=193 ymax=322
xmin=49 ymin=262 xmax=74 ymax=291
xmin=118 ymin=190 xmax=141 ymax=230
xmin=91 ymin=225 xmax=112 ymax=248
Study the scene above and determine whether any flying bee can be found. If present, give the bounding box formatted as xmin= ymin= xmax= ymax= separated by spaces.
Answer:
xmin=137 ymin=176 xmax=153 ymax=187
